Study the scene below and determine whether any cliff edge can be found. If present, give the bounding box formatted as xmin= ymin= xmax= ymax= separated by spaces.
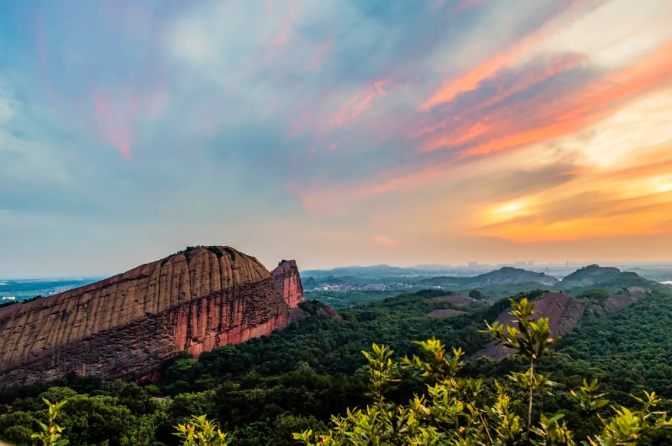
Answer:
xmin=0 ymin=246 xmax=302 ymax=387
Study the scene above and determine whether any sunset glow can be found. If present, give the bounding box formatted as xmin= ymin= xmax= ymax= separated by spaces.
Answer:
xmin=1 ymin=0 xmax=672 ymax=275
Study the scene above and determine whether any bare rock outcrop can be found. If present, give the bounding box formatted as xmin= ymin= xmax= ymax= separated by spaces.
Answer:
xmin=426 ymin=309 xmax=466 ymax=318
xmin=473 ymin=292 xmax=585 ymax=360
xmin=431 ymin=294 xmax=476 ymax=307
xmin=272 ymin=260 xmax=305 ymax=307
xmin=0 ymin=246 xmax=302 ymax=387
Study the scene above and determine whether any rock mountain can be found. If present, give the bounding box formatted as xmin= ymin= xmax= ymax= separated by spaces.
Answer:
xmin=0 ymin=246 xmax=304 ymax=388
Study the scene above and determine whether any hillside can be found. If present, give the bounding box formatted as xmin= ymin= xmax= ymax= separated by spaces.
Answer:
xmin=558 ymin=264 xmax=624 ymax=288
xmin=416 ymin=266 xmax=558 ymax=289
xmin=471 ymin=286 xmax=650 ymax=360
xmin=3 ymin=284 xmax=672 ymax=445
xmin=0 ymin=246 xmax=304 ymax=388
xmin=557 ymin=264 xmax=663 ymax=295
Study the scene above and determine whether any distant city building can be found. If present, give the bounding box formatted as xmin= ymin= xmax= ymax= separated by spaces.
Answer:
xmin=468 ymin=261 xmax=478 ymax=268
xmin=528 ymin=261 xmax=535 ymax=266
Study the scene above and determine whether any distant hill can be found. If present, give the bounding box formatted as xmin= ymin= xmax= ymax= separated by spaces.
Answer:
xmin=302 ymin=277 xmax=318 ymax=289
xmin=557 ymin=264 xmax=621 ymax=288
xmin=468 ymin=267 xmax=559 ymax=287
xmin=556 ymin=264 xmax=663 ymax=294
xmin=416 ymin=267 xmax=558 ymax=289
xmin=301 ymin=264 xmax=409 ymax=279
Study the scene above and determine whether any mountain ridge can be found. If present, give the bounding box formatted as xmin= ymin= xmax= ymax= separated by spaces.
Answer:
xmin=0 ymin=246 xmax=305 ymax=388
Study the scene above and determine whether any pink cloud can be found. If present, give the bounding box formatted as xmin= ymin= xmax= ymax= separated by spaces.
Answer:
xmin=312 ymin=38 xmax=334 ymax=70
xmin=87 ymin=85 xmax=169 ymax=158
xmin=319 ymin=79 xmax=392 ymax=135
xmin=293 ymin=35 xmax=672 ymax=214
xmin=262 ymin=0 xmax=303 ymax=65
xmin=90 ymin=87 xmax=133 ymax=158
xmin=421 ymin=0 xmax=601 ymax=110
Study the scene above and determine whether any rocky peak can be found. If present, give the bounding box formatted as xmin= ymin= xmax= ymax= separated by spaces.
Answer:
xmin=271 ymin=259 xmax=305 ymax=307
xmin=0 ymin=246 xmax=302 ymax=388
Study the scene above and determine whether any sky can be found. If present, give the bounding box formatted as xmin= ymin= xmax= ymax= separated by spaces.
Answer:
xmin=1 ymin=0 xmax=672 ymax=277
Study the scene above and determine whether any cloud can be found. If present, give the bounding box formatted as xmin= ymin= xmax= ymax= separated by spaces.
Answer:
xmin=1 ymin=0 xmax=672 ymax=275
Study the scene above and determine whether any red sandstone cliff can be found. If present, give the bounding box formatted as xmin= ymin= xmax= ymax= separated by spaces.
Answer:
xmin=271 ymin=260 xmax=305 ymax=307
xmin=0 ymin=246 xmax=301 ymax=387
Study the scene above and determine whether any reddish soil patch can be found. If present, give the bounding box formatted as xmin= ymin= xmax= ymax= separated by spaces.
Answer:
xmin=426 ymin=309 xmax=466 ymax=318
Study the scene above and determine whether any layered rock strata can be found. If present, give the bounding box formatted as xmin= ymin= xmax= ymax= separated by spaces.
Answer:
xmin=0 ymin=246 xmax=302 ymax=387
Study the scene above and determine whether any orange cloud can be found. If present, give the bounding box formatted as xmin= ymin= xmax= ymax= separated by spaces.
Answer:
xmin=447 ymin=37 xmax=672 ymax=160
xmin=474 ymin=205 xmax=672 ymax=243
xmin=470 ymin=142 xmax=672 ymax=242
xmin=417 ymin=52 xmax=587 ymax=153
xmin=559 ymin=38 xmax=672 ymax=122
xmin=420 ymin=1 xmax=585 ymax=110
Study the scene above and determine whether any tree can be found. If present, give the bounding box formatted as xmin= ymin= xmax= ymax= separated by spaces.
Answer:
xmin=469 ymin=289 xmax=485 ymax=300
xmin=174 ymin=415 xmax=229 ymax=446
xmin=290 ymin=297 xmax=672 ymax=445
xmin=31 ymin=399 xmax=69 ymax=446
xmin=485 ymin=297 xmax=556 ymax=439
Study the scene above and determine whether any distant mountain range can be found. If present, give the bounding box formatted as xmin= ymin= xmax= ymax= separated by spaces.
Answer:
xmin=302 ymin=264 xmax=668 ymax=296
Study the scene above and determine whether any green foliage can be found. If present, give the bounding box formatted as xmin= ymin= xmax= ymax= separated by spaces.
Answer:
xmin=469 ymin=288 xmax=485 ymax=300
xmin=160 ymin=246 xmax=226 ymax=266
xmin=586 ymin=392 xmax=672 ymax=446
xmin=3 ymin=288 xmax=672 ymax=446
xmin=174 ymin=415 xmax=229 ymax=446
xmin=292 ymin=301 xmax=672 ymax=446
xmin=306 ymin=290 xmax=401 ymax=308
xmin=30 ymin=399 xmax=69 ymax=446
xmin=575 ymin=289 xmax=611 ymax=303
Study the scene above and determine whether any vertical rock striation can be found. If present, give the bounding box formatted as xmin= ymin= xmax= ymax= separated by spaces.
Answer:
xmin=0 ymin=246 xmax=301 ymax=387
xmin=271 ymin=260 xmax=305 ymax=308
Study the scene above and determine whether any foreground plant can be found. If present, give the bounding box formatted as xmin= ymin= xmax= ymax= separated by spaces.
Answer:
xmin=292 ymin=295 xmax=672 ymax=445
xmin=174 ymin=415 xmax=230 ymax=446
xmin=486 ymin=298 xmax=556 ymax=440
xmin=31 ymin=399 xmax=69 ymax=446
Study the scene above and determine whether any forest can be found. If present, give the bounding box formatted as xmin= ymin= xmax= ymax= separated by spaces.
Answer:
xmin=2 ymin=287 xmax=672 ymax=445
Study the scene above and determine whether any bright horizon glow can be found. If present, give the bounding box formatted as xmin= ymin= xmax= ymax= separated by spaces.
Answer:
xmin=1 ymin=0 xmax=672 ymax=277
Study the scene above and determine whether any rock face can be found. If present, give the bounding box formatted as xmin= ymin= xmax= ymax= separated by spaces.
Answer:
xmin=474 ymin=292 xmax=585 ymax=360
xmin=0 ymin=246 xmax=302 ymax=387
xmin=272 ymin=260 xmax=305 ymax=308
xmin=431 ymin=294 xmax=478 ymax=307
